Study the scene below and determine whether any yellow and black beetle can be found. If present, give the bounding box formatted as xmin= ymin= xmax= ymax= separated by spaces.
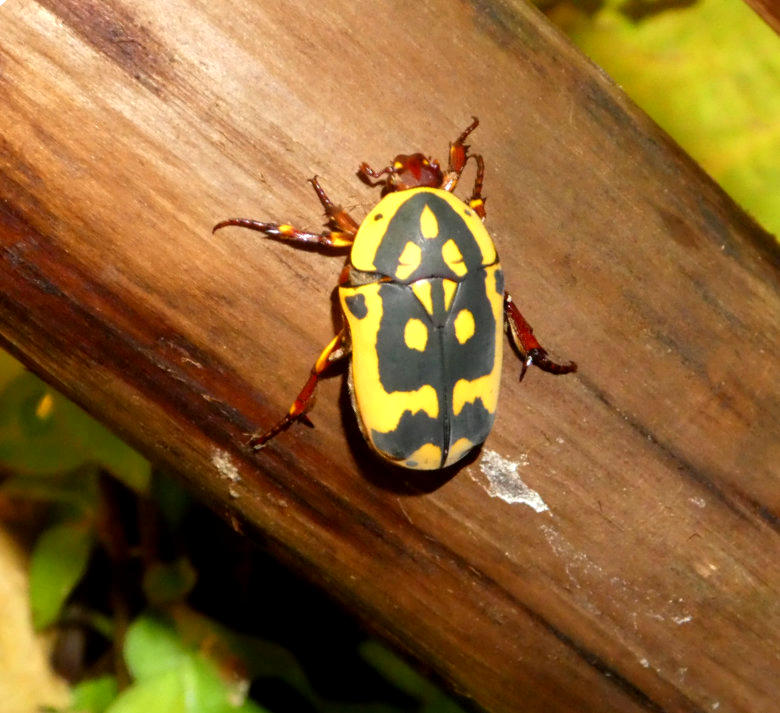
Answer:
xmin=215 ymin=118 xmax=576 ymax=470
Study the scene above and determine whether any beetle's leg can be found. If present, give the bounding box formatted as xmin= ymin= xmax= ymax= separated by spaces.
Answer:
xmin=442 ymin=117 xmax=487 ymax=218
xmin=463 ymin=153 xmax=487 ymax=219
xmin=249 ymin=330 xmax=350 ymax=450
xmin=213 ymin=177 xmax=357 ymax=249
xmin=448 ymin=116 xmax=480 ymax=174
xmin=309 ymin=176 xmax=360 ymax=235
xmin=504 ymin=293 xmax=577 ymax=381
xmin=357 ymin=162 xmax=393 ymax=187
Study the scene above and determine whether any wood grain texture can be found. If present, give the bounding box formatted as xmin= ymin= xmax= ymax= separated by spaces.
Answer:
xmin=743 ymin=0 xmax=780 ymax=33
xmin=1 ymin=1 xmax=778 ymax=711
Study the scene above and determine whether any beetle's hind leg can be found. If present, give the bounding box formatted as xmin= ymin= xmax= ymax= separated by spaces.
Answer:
xmin=249 ymin=330 xmax=350 ymax=450
xmin=213 ymin=177 xmax=358 ymax=249
xmin=504 ymin=293 xmax=577 ymax=381
xmin=443 ymin=116 xmax=487 ymax=218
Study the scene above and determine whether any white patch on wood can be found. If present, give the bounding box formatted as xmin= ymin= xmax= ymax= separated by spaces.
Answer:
xmin=540 ymin=524 xmax=694 ymax=626
xmin=476 ymin=449 xmax=549 ymax=513
xmin=672 ymin=614 xmax=693 ymax=625
xmin=211 ymin=449 xmax=242 ymax=498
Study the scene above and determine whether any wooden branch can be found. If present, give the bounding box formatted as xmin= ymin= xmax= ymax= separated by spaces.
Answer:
xmin=1 ymin=1 xmax=777 ymax=712
xmin=743 ymin=0 xmax=780 ymax=34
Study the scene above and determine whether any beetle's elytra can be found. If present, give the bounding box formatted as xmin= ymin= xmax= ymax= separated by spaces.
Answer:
xmin=214 ymin=118 xmax=576 ymax=470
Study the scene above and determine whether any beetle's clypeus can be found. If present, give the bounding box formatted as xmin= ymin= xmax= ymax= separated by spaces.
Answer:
xmin=214 ymin=118 xmax=576 ymax=470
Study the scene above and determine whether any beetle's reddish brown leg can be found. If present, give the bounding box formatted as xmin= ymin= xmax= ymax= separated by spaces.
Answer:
xmin=309 ymin=176 xmax=360 ymax=234
xmin=464 ymin=153 xmax=487 ymax=219
xmin=213 ymin=178 xmax=357 ymax=249
xmin=249 ymin=330 xmax=350 ymax=450
xmin=449 ymin=115 xmax=480 ymax=172
xmin=504 ymin=293 xmax=577 ymax=381
xmin=442 ymin=117 xmax=487 ymax=218
xmin=357 ymin=162 xmax=392 ymax=187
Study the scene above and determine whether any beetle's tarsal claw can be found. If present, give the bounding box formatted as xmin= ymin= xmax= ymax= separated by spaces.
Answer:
xmin=528 ymin=348 xmax=577 ymax=375
xmin=519 ymin=354 xmax=532 ymax=382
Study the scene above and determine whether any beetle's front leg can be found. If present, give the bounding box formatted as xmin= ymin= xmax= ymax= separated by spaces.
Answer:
xmin=249 ymin=330 xmax=350 ymax=450
xmin=213 ymin=177 xmax=358 ymax=249
xmin=443 ymin=116 xmax=487 ymax=218
xmin=504 ymin=293 xmax=577 ymax=381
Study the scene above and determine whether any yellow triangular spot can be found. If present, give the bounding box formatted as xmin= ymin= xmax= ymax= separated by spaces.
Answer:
xmin=419 ymin=205 xmax=439 ymax=239
xmin=411 ymin=280 xmax=434 ymax=315
xmin=442 ymin=279 xmax=458 ymax=310
xmin=396 ymin=242 xmax=422 ymax=280
xmin=442 ymin=239 xmax=467 ymax=277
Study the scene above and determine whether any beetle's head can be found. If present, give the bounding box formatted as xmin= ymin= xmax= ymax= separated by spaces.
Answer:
xmin=358 ymin=153 xmax=444 ymax=193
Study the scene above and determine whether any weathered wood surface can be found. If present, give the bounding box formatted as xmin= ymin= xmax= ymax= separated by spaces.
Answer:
xmin=1 ymin=1 xmax=778 ymax=711
xmin=744 ymin=0 xmax=780 ymax=33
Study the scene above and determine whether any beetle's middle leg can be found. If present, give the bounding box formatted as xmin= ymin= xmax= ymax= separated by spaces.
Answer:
xmin=213 ymin=177 xmax=358 ymax=249
xmin=250 ymin=329 xmax=350 ymax=450
xmin=504 ymin=293 xmax=577 ymax=381
xmin=442 ymin=117 xmax=487 ymax=218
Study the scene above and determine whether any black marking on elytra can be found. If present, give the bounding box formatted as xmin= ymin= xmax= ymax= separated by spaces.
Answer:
xmin=371 ymin=409 xmax=443 ymax=462
xmin=371 ymin=192 xmax=488 ymax=282
xmin=493 ymin=268 xmax=505 ymax=296
xmin=369 ymin=268 xmax=500 ymax=467
xmin=450 ymin=398 xmax=494 ymax=449
xmin=344 ymin=293 xmax=367 ymax=319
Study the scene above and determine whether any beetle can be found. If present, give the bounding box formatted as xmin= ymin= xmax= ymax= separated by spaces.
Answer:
xmin=214 ymin=118 xmax=576 ymax=470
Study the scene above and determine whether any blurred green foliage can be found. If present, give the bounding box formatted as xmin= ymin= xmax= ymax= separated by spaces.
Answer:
xmin=541 ymin=0 xmax=780 ymax=236
xmin=0 ymin=354 xmax=468 ymax=713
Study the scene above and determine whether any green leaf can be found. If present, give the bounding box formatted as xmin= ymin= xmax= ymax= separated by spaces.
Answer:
xmin=30 ymin=522 xmax=94 ymax=628
xmin=0 ymin=371 xmax=151 ymax=492
xmin=559 ymin=0 xmax=780 ymax=235
xmin=106 ymin=667 xmax=187 ymax=713
xmin=0 ymin=349 xmax=24 ymax=392
xmin=142 ymin=558 xmax=198 ymax=606
xmin=0 ymin=465 xmax=100 ymax=513
xmin=223 ymin=634 xmax=314 ymax=702
xmin=359 ymin=641 xmax=439 ymax=701
xmin=70 ymin=675 xmax=119 ymax=713
xmin=113 ymin=640 xmax=263 ymax=713
xmin=124 ymin=615 xmax=189 ymax=681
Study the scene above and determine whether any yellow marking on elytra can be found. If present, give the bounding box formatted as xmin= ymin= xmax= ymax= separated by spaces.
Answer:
xmin=396 ymin=242 xmax=422 ymax=280
xmin=403 ymin=443 xmax=442 ymax=470
xmin=404 ymin=318 xmax=428 ymax=352
xmin=393 ymin=161 xmax=403 ymax=169
xmin=339 ymin=284 xmax=439 ymax=439
xmin=411 ymin=280 xmax=434 ymax=315
xmin=351 ymin=188 xmax=498 ymax=272
xmin=445 ymin=438 xmax=474 ymax=467
xmin=442 ymin=279 xmax=458 ymax=310
xmin=442 ymin=239 xmax=467 ymax=277
xmin=451 ymin=264 xmax=504 ymax=416
xmin=419 ymin=205 xmax=439 ymax=239
xmin=279 ymin=224 xmax=293 ymax=235
xmin=454 ymin=309 xmax=475 ymax=343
